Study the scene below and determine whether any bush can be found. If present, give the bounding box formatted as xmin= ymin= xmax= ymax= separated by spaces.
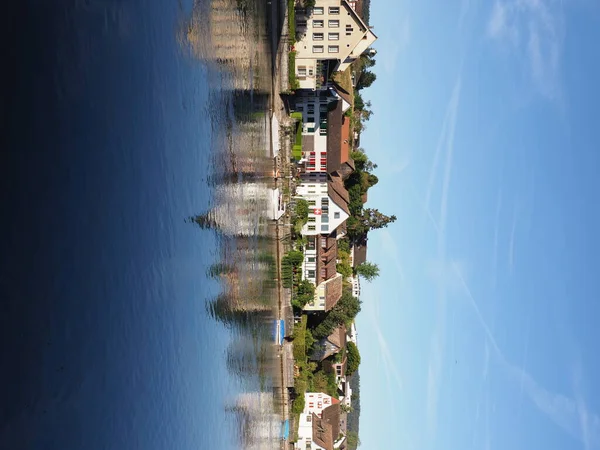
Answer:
xmin=294 ymin=199 xmax=309 ymax=224
xmin=346 ymin=341 xmax=361 ymax=376
xmin=292 ymin=392 xmax=305 ymax=414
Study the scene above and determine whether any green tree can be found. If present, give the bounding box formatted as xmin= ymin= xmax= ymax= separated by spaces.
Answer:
xmin=294 ymin=199 xmax=309 ymax=223
xmin=336 ymin=262 xmax=353 ymax=279
xmin=355 ymin=262 xmax=380 ymax=282
xmin=357 ymin=208 xmax=396 ymax=231
xmin=346 ymin=342 xmax=361 ymax=376
xmin=347 ymin=431 xmax=361 ymax=448
xmin=356 ymin=70 xmax=376 ymax=90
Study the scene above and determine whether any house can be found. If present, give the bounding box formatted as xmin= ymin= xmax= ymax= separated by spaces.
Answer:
xmin=323 ymin=355 xmax=347 ymax=384
xmin=304 ymin=273 xmax=343 ymax=312
xmin=295 ymin=173 xmax=350 ymax=236
xmin=296 ymin=393 xmax=344 ymax=450
xmin=293 ymin=91 xmax=338 ymax=173
xmin=302 ymin=226 xmax=341 ymax=286
xmin=310 ymin=324 xmax=347 ymax=361
xmin=294 ymin=0 xmax=378 ymax=90
xmin=349 ymin=275 xmax=360 ymax=298
xmin=326 ymin=100 xmax=354 ymax=178
xmin=347 ymin=322 xmax=357 ymax=345
xmin=349 ymin=241 xmax=367 ymax=268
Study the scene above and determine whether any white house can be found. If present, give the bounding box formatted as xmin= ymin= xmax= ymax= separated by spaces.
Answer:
xmin=304 ymin=273 xmax=343 ymax=312
xmin=294 ymin=0 xmax=378 ymax=90
xmin=349 ymin=275 xmax=360 ymax=298
xmin=296 ymin=393 xmax=343 ymax=450
xmin=295 ymin=174 xmax=350 ymax=236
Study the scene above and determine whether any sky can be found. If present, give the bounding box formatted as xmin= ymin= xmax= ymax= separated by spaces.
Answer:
xmin=356 ymin=0 xmax=600 ymax=449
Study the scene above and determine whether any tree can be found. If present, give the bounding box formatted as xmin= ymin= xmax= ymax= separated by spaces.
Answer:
xmin=350 ymin=150 xmax=377 ymax=172
xmin=346 ymin=342 xmax=361 ymax=376
xmin=355 ymin=262 xmax=380 ymax=282
xmin=340 ymin=403 xmax=354 ymax=413
xmin=294 ymin=199 xmax=309 ymax=224
xmin=356 ymin=70 xmax=376 ymax=90
xmin=358 ymin=208 xmax=396 ymax=231
xmin=347 ymin=431 xmax=361 ymax=448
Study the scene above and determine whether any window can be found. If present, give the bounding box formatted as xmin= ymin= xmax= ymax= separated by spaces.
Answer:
xmin=321 ymin=215 xmax=329 ymax=223
xmin=298 ymin=66 xmax=307 ymax=76
xmin=334 ymin=212 xmax=340 ymax=219
xmin=308 ymin=225 xmax=316 ymax=231
xmin=308 ymin=270 xmax=316 ymax=278
xmin=328 ymin=32 xmax=339 ymax=40
xmin=328 ymin=45 xmax=339 ymax=53
xmin=313 ymin=6 xmax=324 ymax=14
xmin=328 ymin=19 xmax=339 ymax=27
xmin=297 ymin=19 xmax=307 ymax=28
xmin=308 ymin=200 xmax=316 ymax=206
xmin=313 ymin=19 xmax=324 ymax=28
xmin=313 ymin=33 xmax=324 ymax=41
xmin=329 ymin=6 xmax=340 ymax=14
xmin=321 ymin=224 xmax=329 ymax=232
xmin=307 ymin=126 xmax=315 ymax=133
xmin=321 ymin=237 xmax=327 ymax=247
xmin=306 ymin=415 xmax=312 ymax=422
xmin=312 ymin=45 xmax=324 ymax=53
xmin=308 ymin=217 xmax=316 ymax=223
xmin=296 ymin=105 xmax=303 ymax=112
xmin=308 ymin=257 xmax=315 ymax=263
xmin=307 ymin=116 xmax=314 ymax=123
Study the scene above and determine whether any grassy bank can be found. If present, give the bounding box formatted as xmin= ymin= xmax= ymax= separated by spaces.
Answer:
xmin=288 ymin=0 xmax=300 ymax=90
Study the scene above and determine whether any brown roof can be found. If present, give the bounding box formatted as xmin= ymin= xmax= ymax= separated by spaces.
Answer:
xmin=352 ymin=244 xmax=367 ymax=268
xmin=327 ymin=324 xmax=347 ymax=349
xmin=325 ymin=273 xmax=343 ymax=311
xmin=328 ymin=173 xmax=350 ymax=215
xmin=327 ymin=100 xmax=343 ymax=173
xmin=333 ymin=84 xmax=353 ymax=109
xmin=312 ymin=403 xmax=341 ymax=450
xmin=341 ymin=116 xmax=351 ymax=164
xmin=312 ymin=413 xmax=333 ymax=450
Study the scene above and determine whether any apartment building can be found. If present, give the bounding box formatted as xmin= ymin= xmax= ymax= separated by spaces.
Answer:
xmin=294 ymin=0 xmax=377 ymax=90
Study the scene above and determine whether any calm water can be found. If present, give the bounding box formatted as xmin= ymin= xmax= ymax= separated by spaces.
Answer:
xmin=1 ymin=0 xmax=282 ymax=448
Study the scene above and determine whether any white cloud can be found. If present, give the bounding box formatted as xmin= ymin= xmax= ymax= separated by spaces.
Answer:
xmin=452 ymin=262 xmax=600 ymax=448
xmin=381 ymin=16 xmax=411 ymax=74
xmin=487 ymin=0 xmax=565 ymax=99
xmin=425 ymin=75 xmax=463 ymax=439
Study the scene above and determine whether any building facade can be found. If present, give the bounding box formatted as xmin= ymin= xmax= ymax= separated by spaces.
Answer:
xmin=294 ymin=0 xmax=377 ymax=90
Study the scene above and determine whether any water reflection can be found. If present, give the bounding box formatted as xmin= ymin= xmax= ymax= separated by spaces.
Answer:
xmin=183 ymin=0 xmax=284 ymax=448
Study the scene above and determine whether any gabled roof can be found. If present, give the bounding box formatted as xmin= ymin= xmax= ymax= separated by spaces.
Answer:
xmin=352 ymin=243 xmax=367 ymax=268
xmin=327 ymin=324 xmax=347 ymax=349
xmin=324 ymin=273 xmax=343 ymax=311
xmin=328 ymin=173 xmax=350 ymax=215
xmin=332 ymin=85 xmax=353 ymax=111
xmin=312 ymin=403 xmax=341 ymax=450
xmin=342 ymin=0 xmax=376 ymax=37
xmin=327 ymin=100 xmax=343 ymax=173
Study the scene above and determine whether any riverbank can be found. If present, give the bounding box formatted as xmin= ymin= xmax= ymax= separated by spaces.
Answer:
xmin=267 ymin=0 xmax=296 ymax=448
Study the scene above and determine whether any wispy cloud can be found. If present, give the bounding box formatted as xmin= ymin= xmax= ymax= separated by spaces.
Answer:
xmin=508 ymin=202 xmax=518 ymax=274
xmin=451 ymin=262 xmax=600 ymax=448
xmin=491 ymin=187 xmax=503 ymax=289
xmin=426 ymin=74 xmax=463 ymax=439
xmin=382 ymin=16 xmax=410 ymax=74
xmin=487 ymin=0 xmax=565 ymax=99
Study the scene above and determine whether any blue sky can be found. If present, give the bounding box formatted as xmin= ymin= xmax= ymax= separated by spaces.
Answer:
xmin=356 ymin=0 xmax=600 ymax=449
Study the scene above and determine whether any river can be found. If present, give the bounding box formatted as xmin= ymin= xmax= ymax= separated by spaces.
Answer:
xmin=1 ymin=0 xmax=284 ymax=448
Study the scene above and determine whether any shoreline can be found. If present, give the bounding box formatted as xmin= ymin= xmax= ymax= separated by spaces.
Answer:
xmin=267 ymin=0 xmax=295 ymax=446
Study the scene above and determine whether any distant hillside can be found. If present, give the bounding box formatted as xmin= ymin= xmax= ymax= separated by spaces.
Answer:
xmin=347 ymin=371 xmax=361 ymax=449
